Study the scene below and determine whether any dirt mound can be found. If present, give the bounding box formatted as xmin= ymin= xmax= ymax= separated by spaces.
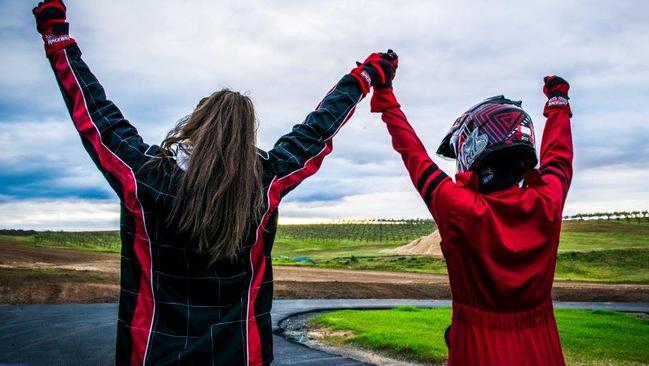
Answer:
xmin=381 ymin=230 xmax=443 ymax=257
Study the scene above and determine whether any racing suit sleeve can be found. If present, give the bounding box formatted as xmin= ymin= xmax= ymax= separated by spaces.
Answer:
xmin=380 ymin=107 xmax=453 ymax=221
xmin=48 ymin=44 xmax=158 ymax=201
xmin=538 ymin=107 xmax=573 ymax=205
xmin=266 ymin=74 xmax=364 ymax=197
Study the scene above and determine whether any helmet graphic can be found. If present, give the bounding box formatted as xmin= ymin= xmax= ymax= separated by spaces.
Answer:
xmin=437 ymin=95 xmax=538 ymax=174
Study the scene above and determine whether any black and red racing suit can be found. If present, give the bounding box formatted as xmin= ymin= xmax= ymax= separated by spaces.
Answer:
xmin=48 ymin=43 xmax=364 ymax=365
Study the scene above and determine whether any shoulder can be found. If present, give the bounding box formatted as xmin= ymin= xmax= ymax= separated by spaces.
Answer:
xmin=257 ymin=149 xmax=277 ymax=186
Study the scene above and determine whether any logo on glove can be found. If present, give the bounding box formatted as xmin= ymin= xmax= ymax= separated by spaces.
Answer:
xmin=360 ymin=71 xmax=372 ymax=87
xmin=547 ymin=96 xmax=569 ymax=107
xmin=45 ymin=33 xmax=71 ymax=46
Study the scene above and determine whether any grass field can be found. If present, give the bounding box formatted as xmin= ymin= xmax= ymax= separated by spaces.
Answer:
xmin=559 ymin=221 xmax=649 ymax=251
xmin=273 ymin=220 xmax=436 ymax=259
xmin=2 ymin=219 xmax=648 ymax=283
xmin=309 ymin=307 xmax=649 ymax=365
xmin=274 ymin=220 xmax=649 ymax=283
xmin=3 ymin=220 xmax=646 ymax=257
xmin=0 ymin=231 xmax=121 ymax=253
xmin=274 ymin=220 xmax=649 ymax=259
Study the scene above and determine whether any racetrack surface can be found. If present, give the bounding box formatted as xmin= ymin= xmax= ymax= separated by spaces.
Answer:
xmin=1 ymin=300 xmax=648 ymax=366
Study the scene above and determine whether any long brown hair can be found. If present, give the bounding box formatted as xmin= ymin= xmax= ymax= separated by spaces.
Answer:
xmin=160 ymin=90 xmax=263 ymax=262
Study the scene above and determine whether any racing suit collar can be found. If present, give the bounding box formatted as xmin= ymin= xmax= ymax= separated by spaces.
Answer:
xmin=455 ymin=169 xmax=545 ymax=191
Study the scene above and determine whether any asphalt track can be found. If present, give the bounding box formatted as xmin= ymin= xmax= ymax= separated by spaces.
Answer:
xmin=1 ymin=300 xmax=648 ymax=366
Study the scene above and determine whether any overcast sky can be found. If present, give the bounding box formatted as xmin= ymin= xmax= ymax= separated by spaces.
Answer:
xmin=1 ymin=0 xmax=648 ymax=230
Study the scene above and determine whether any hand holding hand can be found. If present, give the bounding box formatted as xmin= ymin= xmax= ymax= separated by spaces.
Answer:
xmin=368 ymin=50 xmax=401 ymax=113
xmin=33 ymin=0 xmax=76 ymax=57
xmin=350 ymin=49 xmax=398 ymax=94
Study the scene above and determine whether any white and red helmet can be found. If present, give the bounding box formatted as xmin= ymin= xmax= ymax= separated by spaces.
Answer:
xmin=437 ymin=96 xmax=538 ymax=174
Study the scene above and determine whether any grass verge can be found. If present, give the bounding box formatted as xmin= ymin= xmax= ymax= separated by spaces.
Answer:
xmin=309 ymin=307 xmax=649 ymax=366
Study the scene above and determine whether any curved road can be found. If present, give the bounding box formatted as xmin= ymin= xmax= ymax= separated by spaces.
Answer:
xmin=1 ymin=300 xmax=647 ymax=365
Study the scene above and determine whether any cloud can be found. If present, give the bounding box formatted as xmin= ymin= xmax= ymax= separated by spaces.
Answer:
xmin=0 ymin=120 xmax=110 ymax=199
xmin=280 ymin=191 xmax=431 ymax=221
xmin=1 ymin=0 xmax=648 ymax=229
xmin=0 ymin=198 xmax=119 ymax=231
xmin=565 ymin=164 xmax=649 ymax=215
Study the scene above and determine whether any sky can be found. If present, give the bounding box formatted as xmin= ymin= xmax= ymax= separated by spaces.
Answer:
xmin=1 ymin=0 xmax=648 ymax=230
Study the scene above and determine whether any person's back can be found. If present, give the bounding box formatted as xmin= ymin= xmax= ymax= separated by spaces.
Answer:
xmin=113 ymin=154 xmax=276 ymax=365
xmin=437 ymin=173 xmax=567 ymax=364
xmin=444 ymin=179 xmax=562 ymax=309
xmin=371 ymin=64 xmax=573 ymax=365
xmin=33 ymin=2 xmax=400 ymax=364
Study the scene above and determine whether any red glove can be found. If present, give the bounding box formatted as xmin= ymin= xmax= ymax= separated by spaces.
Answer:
xmin=350 ymin=49 xmax=398 ymax=94
xmin=33 ymin=0 xmax=76 ymax=57
xmin=368 ymin=50 xmax=400 ymax=112
xmin=543 ymin=75 xmax=572 ymax=117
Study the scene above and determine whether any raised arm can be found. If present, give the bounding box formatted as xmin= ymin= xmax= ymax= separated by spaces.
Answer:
xmin=371 ymin=87 xmax=453 ymax=217
xmin=266 ymin=51 xmax=396 ymax=198
xmin=538 ymin=76 xmax=574 ymax=204
xmin=34 ymin=1 xmax=157 ymax=200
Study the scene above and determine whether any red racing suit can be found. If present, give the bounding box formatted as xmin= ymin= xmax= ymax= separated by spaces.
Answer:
xmin=380 ymin=99 xmax=573 ymax=365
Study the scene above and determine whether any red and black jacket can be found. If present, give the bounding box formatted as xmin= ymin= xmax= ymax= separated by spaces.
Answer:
xmin=380 ymin=100 xmax=572 ymax=365
xmin=49 ymin=43 xmax=363 ymax=366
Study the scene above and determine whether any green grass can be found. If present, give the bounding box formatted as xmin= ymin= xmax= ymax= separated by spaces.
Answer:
xmin=273 ymin=220 xmax=649 ymax=262
xmin=309 ymin=307 xmax=649 ymax=365
xmin=273 ymin=221 xmax=436 ymax=260
xmin=3 ymin=220 xmax=647 ymax=258
xmin=559 ymin=221 xmax=649 ymax=252
xmin=0 ymin=231 xmax=121 ymax=253
xmin=555 ymin=248 xmax=649 ymax=283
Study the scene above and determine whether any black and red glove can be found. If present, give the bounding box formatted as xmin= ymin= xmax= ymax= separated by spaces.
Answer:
xmin=350 ymin=49 xmax=398 ymax=95
xmin=366 ymin=50 xmax=400 ymax=112
xmin=33 ymin=0 xmax=76 ymax=57
xmin=543 ymin=75 xmax=572 ymax=117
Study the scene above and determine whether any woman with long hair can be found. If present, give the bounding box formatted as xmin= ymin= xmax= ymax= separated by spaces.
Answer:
xmin=33 ymin=1 xmax=395 ymax=365
xmin=371 ymin=57 xmax=573 ymax=364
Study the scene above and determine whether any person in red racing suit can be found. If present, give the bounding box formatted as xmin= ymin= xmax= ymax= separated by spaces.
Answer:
xmin=371 ymin=54 xmax=573 ymax=366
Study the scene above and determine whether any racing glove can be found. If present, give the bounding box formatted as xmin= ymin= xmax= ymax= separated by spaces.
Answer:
xmin=33 ymin=0 xmax=76 ymax=57
xmin=350 ymin=50 xmax=398 ymax=95
xmin=543 ymin=75 xmax=572 ymax=117
xmin=369 ymin=50 xmax=401 ymax=113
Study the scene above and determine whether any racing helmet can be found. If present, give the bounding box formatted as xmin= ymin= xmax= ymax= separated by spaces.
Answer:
xmin=436 ymin=95 xmax=538 ymax=174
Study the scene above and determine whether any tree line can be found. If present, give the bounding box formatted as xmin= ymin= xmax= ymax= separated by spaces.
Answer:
xmin=563 ymin=211 xmax=649 ymax=222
